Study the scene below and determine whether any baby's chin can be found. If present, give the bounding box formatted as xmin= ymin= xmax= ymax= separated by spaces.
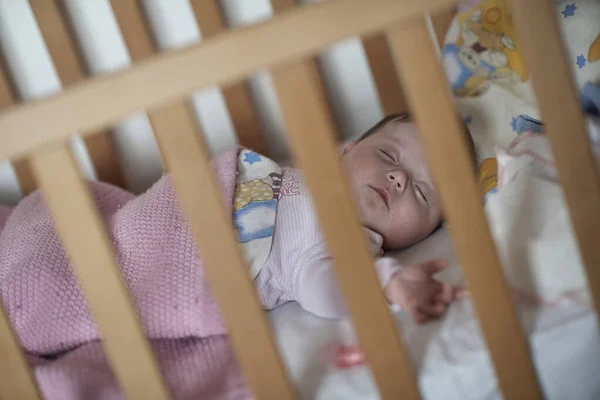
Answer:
xmin=369 ymin=220 xmax=422 ymax=250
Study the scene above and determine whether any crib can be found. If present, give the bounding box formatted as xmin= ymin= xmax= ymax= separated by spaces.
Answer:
xmin=0 ymin=0 xmax=598 ymax=399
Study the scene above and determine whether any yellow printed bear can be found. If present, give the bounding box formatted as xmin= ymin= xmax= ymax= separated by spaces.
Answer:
xmin=444 ymin=0 xmax=528 ymax=97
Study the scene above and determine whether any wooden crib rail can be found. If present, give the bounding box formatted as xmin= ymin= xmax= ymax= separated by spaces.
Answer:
xmin=151 ymin=101 xmax=297 ymax=399
xmin=0 ymin=56 xmax=41 ymax=399
xmin=106 ymin=1 xmax=295 ymax=397
xmin=0 ymin=0 xmax=457 ymax=162
xmin=273 ymin=60 xmax=420 ymax=398
xmin=31 ymin=0 xmax=126 ymax=189
xmin=0 ymin=298 xmax=40 ymax=399
xmin=0 ymin=307 xmax=40 ymax=399
xmin=188 ymin=0 xmax=270 ymax=156
xmin=0 ymin=52 xmax=37 ymax=195
xmin=508 ymin=0 xmax=600 ymax=316
xmin=31 ymin=144 xmax=171 ymax=399
xmin=387 ymin=18 xmax=542 ymax=399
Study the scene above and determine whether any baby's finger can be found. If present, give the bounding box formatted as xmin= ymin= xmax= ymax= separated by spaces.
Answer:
xmin=420 ymin=258 xmax=448 ymax=276
xmin=420 ymin=302 xmax=447 ymax=318
xmin=414 ymin=310 xmax=429 ymax=324
xmin=434 ymin=283 xmax=454 ymax=304
xmin=454 ymin=288 xmax=470 ymax=299
xmin=406 ymin=306 xmax=428 ymax=324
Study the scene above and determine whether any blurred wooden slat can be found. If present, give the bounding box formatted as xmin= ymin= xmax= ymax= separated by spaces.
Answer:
xmin=508 ymin=0 xmax=600 ymax=317
xmin=110 ymin=1 xmax=295 ymax=397
xmin=0 ymin=309 xmax=41 ymax=399
xmin=430 ymin=6 xmax=456 ymax=49
xmin=189 ymin=0 xmax=269 ymax=155
xmin=108 ymin=0 xmax=155 ymax=62
xmin=0 ymin=0 xmax=459 ymax=163
xmin=30 ymin=144 xmax=171 ymax=400
xmin=0 ymin=55 xmax=16 ymax=109
xmin=272 ymin=61 xmax=420 ymax=399
xmin=1 ymin=49 xmax=44 ymax=400
xmin=108 ymin=0 xmax=167 ymax=168
xmin=12 ymin=159 xmax=36 ymax=195
xmin=149 ymin=100 xmax=296 ymax=399
xmin=362 ymin=6 xmax=455 ymax=116
xmin=0 ymin=52 xmax=37 ymax=194
xmin=269 ymin=0 xmax=343 ymax=139
xmin=29 ymin=0 xmax=126 ymax=188
xmin=270 ymin=0 xmax=295 ymax=14
xmin=386 ymin=18 xmax=543 ymax=399
xmin=362 ymin=34 xmax=408 ymax=115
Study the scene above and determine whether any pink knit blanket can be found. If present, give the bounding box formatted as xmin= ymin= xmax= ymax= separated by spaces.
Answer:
xmin=0 ymin=146 xmax=252 ymax=399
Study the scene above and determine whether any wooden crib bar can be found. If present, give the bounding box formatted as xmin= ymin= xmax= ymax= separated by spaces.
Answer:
xmin=149 ymin=100 xmax=296 ymax=399
xmin=0 ymin=302 xmax=41 ymax=399
xmin=386 ymin=17 xmax=543 ymax=399
xmin=363 ymin=34 xmax=408 ymax=115
xmin=0 ymin=52 xmax=37 ymax=195
xmin=0 ymin=0 xmax=457 ymax=161
xmin=271 ymin=0 xmax=346 ymax=140
xmin=508 ymin=0 xmax=600 ymax=316
xmin=30 ymin=144 xmax=171 ymax=399
xmin=0 ymin=56 xmax=41 ymax=398
xmin=273 ymin=60 xmax=420 ymax=399
xmin=29 ymin=0 xmax=126 ymax=189
xmin=190 ymin=0 xmax=270 ymax=156
xmin=107 ymin=1 xmax=295 ymax=397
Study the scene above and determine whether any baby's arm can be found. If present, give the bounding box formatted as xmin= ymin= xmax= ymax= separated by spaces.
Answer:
xmin=292 ymin=253 xmax=466 ymax=322
xmin=291 ymin=254 xmax=401 ymax=319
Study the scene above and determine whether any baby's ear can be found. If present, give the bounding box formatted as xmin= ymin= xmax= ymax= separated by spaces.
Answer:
xmin=340 ymin=140 xmax=357 ymax=155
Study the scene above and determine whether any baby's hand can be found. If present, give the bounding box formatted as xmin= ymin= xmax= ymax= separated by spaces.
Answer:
xmin=384 ymin=259 xmax=467 ymax=324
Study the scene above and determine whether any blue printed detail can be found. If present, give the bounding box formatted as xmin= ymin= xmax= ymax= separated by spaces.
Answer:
xmin=243 ymin=151 xmax=261 ymax=165
xmin=581 ymin=82 xmax=600 ymax=116
xmin=233 ymin=199 xmax=277 ymax=243
xmin=512 ymin=115 xmax=544 ymax=134
xmin=561 ymin=3 xmax=577 ymax=18
xmin=576 ymin=55 xmax=587 ymax=69
xmin=484 ymin=187 xmax=498 ymax=201
xmin=464 ymin=115 xmax=473 ymax=125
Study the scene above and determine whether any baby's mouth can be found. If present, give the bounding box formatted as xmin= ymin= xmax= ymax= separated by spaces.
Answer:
xmin=368 ymin=186 xmax=389 ymax=209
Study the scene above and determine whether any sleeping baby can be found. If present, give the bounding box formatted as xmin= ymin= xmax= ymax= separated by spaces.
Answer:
xmin=0 ymin=113 xmax=471 ymax=361
xmin=257 ymin=113 xmax=469 ymax=321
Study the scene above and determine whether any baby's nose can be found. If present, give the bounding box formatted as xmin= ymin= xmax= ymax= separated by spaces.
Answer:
xmin=387 ymin=170 xmax=408 ymax=191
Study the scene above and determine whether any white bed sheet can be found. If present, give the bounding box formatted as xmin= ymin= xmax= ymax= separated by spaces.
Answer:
xmin=269 ymin=295 xmax=599 ymax=400
xmin=266 ymin=134 xmax=600 ymax=398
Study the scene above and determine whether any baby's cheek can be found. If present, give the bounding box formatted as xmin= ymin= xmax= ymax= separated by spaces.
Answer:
xmin=388 ymin=206 xmax=428 ymax=247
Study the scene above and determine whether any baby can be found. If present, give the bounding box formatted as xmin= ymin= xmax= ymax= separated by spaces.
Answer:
xmin=0 ymin=112 xmax=472 ymax=362
xmin=254 ymin=113 xmax=469 ymax=322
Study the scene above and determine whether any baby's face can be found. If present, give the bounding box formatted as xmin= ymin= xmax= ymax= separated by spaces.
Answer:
xmin=342 ymin=121 xmax=441 ymax=249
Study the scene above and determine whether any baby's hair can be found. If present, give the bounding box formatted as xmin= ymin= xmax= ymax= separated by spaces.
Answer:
xmin=357 ymin=112 xmax=478 ymax=171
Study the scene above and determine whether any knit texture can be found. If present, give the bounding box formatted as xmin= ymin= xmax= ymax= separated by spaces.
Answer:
xmin=27 ymin=337 xmax=251 ymax=400
xmin=0 ymin=147 xmax=248 ymax=399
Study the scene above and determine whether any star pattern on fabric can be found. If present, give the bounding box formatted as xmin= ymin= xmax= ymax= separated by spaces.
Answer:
xmin=243 ymin=151 xmax=261 ymax=165
xmin=576 ymin=55 xmax=587 ymax=69
xmin=561 ymin=3 xmax=577 ymax=18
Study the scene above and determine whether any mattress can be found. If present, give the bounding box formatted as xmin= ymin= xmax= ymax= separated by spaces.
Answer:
xmin=269 ymin=294 xmax=599 ymax=399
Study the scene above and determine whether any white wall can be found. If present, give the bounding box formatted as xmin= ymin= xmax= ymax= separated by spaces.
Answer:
xmin=0 ymin=0 xmax=387 ymax=203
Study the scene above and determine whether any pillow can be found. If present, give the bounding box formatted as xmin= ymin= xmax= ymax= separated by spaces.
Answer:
xmin=387 ymin=115 xmax=600 ymax=302
xmin=484 ymin=130 xmax=591 ymax=301
xmin=443 ymin=0 xmax=600 ymax=170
